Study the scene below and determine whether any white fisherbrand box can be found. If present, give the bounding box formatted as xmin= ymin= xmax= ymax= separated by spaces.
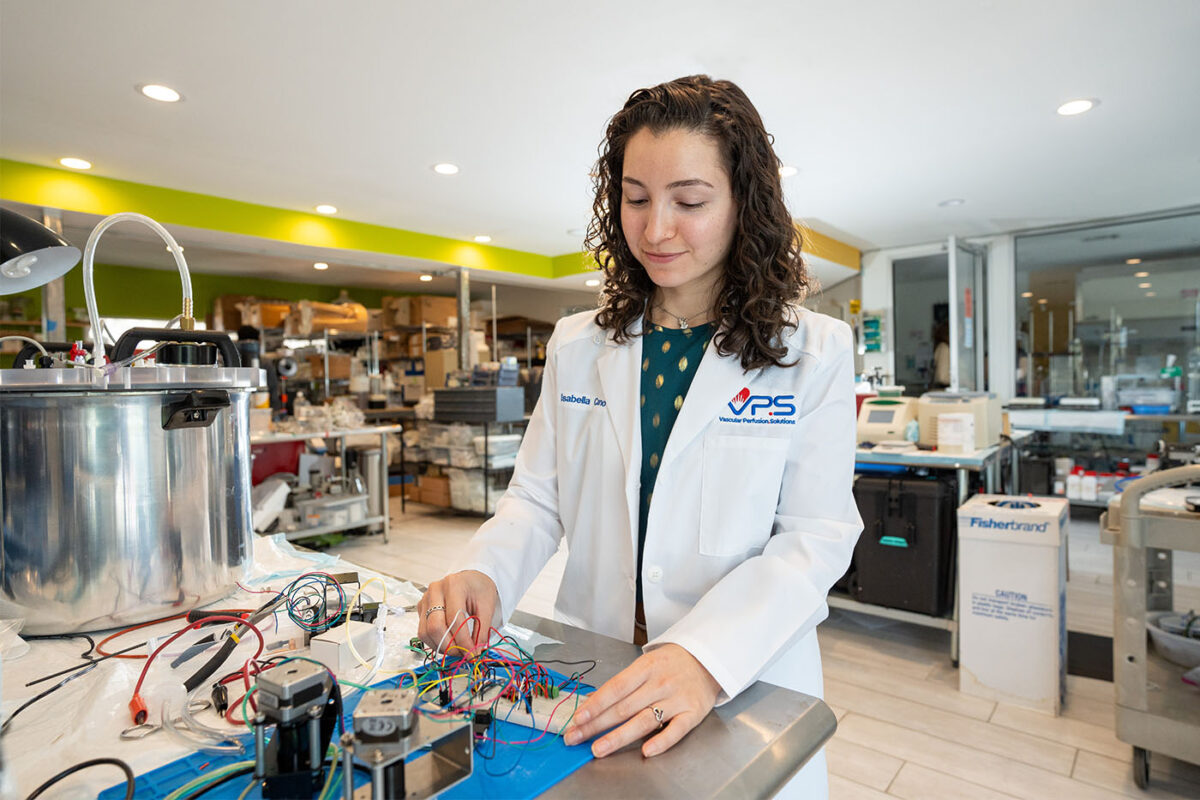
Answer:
xmin=957 ymin=494 xmax=1069 ymax=714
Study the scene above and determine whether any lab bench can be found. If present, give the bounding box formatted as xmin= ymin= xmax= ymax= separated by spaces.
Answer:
xmin=5 ymin=589 xmax=836 ymax=799
xmin=506 ymin=609 xmax=836 ymax=798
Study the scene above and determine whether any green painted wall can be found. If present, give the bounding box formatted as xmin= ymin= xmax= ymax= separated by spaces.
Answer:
xmin=6 ymin=264 xmax=397 ymax=334
xmin=1 ymin=159 xmax=556 ymax=278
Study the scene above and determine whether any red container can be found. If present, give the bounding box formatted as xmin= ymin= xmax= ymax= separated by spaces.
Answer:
xmin=251 ymin=441 xmax=306 ymax=485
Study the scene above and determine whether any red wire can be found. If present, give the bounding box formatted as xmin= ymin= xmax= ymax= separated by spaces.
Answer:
xmin=131 ymin=615 xmax=265 ymax=712
xmin=97 ymin=609 xmax=254 ymax=658
xmin=97 ymin=613 xmax=188 ymax=659
xmin=236 ymin=581 xmax=278 ymax=595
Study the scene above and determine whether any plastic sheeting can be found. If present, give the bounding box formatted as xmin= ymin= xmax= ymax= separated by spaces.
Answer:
xmin=1 ymin=534 xmax=422 ymax=798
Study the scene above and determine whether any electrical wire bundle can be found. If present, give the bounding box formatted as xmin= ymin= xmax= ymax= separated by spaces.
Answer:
xmin=16 ymin=582 xmax=596 ymax=799
xmin=406 ymin=617 xmax=595 ymax=749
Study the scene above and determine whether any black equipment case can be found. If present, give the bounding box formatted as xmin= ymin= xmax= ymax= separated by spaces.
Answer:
xmin=847 ymin=474 xmax=957 ymax=617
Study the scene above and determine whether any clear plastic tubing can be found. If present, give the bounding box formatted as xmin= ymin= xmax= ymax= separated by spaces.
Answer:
xmin=83 ymin=212 xmax=193 ymax=366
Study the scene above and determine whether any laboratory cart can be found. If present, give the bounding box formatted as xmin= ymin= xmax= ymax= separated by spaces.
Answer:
xmin=1101 ymin=464 xmax=1200 ymax=790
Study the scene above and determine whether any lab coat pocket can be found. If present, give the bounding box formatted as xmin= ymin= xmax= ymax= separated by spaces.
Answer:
xmin=699 ymin=435 xmax=789 ymax=557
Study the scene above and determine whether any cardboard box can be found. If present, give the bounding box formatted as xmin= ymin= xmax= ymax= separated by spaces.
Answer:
xmin=306 ymin=353 xmax=352 ymax=380
xmin=419 ymin=475 xmax=451 ymax=507
xmin=411 ymin=295 xmax=458 ymax=328
xmin=388 ymin=479 xmax=421 ymax=500
xmin=382 ymin=296 xmax=411 ymax=328
xmin=212 ymin=294 xmax=254 ymax=331
xmin=957 ymin=495 xmax=1068 ymax=714
xmin=424 ymin=348 xmax=458 ymax=391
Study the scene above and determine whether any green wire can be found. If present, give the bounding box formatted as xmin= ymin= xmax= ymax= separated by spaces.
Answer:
xmin=162 ymin=760 xmax=254 ymax=800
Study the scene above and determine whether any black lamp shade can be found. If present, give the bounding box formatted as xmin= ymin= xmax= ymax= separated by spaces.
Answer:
xmin=1 ymin=208 xmax=81 ymax=294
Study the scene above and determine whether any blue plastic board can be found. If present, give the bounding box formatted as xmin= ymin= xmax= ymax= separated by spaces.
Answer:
xmin=100 ymin=662 xmax=593 ymax=800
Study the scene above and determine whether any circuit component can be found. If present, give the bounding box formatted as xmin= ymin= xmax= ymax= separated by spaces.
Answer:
xmin=341 ymin=688 xmax=472 ymax=800
xmin=252 ymin=660 xmax=338 ymax=799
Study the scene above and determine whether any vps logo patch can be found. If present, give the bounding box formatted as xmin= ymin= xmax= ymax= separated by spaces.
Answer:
xmin=721 ymin=387 xmax=797 ymax=425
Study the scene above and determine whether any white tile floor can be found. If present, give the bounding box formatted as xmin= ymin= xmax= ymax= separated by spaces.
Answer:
xmin=328 ymin=498 xmax=1200 ymax=799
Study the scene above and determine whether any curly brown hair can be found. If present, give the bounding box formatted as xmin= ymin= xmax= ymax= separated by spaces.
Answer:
xmin=586 ymin=75 xmax=812 ymax=371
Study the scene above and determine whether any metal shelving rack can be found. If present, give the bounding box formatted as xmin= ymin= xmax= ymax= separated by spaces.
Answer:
xmin=835 ymin=436 xmax=1023 ymax=664
xmin=398 ymin=417 xmax=527 ymax=516
xmin=250 ymin=424 xmax=402 ymax=543
xmin=1100 ymin=464 xmax=1200 ymax=790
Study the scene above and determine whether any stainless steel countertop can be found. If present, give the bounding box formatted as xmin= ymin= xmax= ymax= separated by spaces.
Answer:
xmin=509 ymin=610 xmax=837 ymax=799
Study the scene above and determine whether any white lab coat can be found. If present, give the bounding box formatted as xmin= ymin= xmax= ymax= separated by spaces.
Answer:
xmin=457 ymin=306 xmax=862 ymax=796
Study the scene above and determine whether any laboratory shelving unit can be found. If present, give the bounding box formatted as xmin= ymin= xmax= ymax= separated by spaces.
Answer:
xmin=250 ymin=424 xmax=402 ymax=543
xmin=833 ymin=435 xmax=1024 ymax=664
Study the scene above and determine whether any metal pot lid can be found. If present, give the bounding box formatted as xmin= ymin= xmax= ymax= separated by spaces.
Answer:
xmin=0 ymin=365 xmax=264 ymax=392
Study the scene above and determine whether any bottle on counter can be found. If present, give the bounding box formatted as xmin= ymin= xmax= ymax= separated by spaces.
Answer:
xmin=1066 ymin=468 xmax=1083 ymax=500
xmin=1081 ymin=470 xmax=1099 ymax=502
xmin=1145 ymin=453 xmax=1160 ymax=473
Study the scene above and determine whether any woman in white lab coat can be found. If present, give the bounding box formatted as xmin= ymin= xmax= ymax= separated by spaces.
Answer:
xmin=418 ymin=75 xmax=861 ymax=797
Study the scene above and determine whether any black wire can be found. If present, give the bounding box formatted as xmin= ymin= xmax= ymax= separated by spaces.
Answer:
xmin=22 ymin=633 xmax=97 ymax=660
xmin=24 ymin=757 xmax=134 ymax=800
xmin=177 ymin=765 xmax=254 ymax=800
xmin=536 ymin=658 xmax=598 ymax=685
xmin=3 ymin=662 xmax=99 ymax=736
xmin=24 ymin=640 xmax=145 ymax=687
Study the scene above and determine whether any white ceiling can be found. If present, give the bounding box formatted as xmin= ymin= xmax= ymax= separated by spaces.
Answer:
xmin=2 ymin=0 xmax=1199 ymax=265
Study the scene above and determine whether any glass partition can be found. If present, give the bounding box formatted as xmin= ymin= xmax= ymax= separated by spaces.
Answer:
xmin=1014 ymin=209 xmax=1200 ymax=409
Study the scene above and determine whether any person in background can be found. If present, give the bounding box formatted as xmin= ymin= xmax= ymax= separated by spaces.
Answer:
xmin=931 ymin=320 xmax=951 ymax=389
xmin=417 ymin=75 xmax=861 ymax=798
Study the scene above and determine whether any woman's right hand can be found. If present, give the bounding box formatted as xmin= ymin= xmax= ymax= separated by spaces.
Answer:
xmin=417 ymin=570 xmax=499 ymax=656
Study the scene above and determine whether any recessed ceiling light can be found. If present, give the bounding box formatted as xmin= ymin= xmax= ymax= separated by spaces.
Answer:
xmin=433 ymin=163 xmax=459 ymax=175
xmin=419 ymin=274 xmax=433 ymax=282
xmin=1145 ymin=291 xmax=1156 ymax=297
xmin=778 ymin=166 xmax=798 ymax=178
xmin=1037 ymin=298 xmax=1048 ymax=304
xmin=474 ymin=235 xmax=492 ymax=244
xmin=1126 ymin=258 xmax=1142 ymax=265
xmin=1138 ymin=282 xmax=1152 ymax=289
xmin=139 ymin=84 xmax=182 ymax=103
xmin=59 ymin=157 xmax=91 ymax=170
xmin=313 ymin=262 xmax=329 ymax=271
xmin=585 ymin=279 xmax=601 ymax=287
xmin=1134 ymin=271 xmax=1149 ymax=278
xmin=314 ymin=204 xmax=338 ymax=215
xmin=1057 ymin=98 xmax=1097 ymax=116
xmin=938 ymin=198 xmax=965 ymax=207
xmin=567 ymin=228 xmax=586 ymax=237
xmin=1021 ymin=292 xmax=1033 ymax=298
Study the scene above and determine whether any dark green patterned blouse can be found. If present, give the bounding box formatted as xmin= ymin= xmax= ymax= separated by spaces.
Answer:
xmin=637 ymin=322 xmax=713 ymax=603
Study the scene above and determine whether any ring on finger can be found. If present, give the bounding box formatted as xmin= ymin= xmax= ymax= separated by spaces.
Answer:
xmin=650 ymin=705 xmax=665 ymax=728
xmin=424 ymin=605 xmax=445 ymax=620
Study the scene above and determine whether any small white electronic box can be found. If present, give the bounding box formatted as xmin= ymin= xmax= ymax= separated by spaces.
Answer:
xmin=857 ymin=396 xmax=918 ymax=444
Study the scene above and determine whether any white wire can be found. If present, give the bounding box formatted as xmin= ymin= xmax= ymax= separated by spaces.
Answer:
xmin=82 ymin=212 xmax=193 ymax=365
xmin=0 ymin=335 xmax=48 ymax=359
xmin=435 ymin=608 xmax=467 ymax=656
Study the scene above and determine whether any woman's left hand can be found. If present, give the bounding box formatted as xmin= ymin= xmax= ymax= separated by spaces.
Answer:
xmin=562 ymin=643 xmax=720 ymax=758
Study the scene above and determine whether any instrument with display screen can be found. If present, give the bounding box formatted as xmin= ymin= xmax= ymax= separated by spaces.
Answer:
xmin=856 ymin=396 xmax=918 ymax=444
